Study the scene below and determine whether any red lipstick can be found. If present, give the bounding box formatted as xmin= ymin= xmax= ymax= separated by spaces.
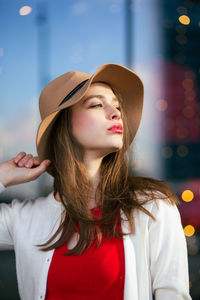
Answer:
xmin=108 ymin=124 xmax=123 ymax=134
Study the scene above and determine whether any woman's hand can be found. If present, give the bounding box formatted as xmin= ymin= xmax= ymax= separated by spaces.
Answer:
xmin=0 ymin=152 xmax=51 ymax=187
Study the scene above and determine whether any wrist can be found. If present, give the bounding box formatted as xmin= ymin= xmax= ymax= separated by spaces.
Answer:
xmin=0 ymin=177 xmax=10 ymax=188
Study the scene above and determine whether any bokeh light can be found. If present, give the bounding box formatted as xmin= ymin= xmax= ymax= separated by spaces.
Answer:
xmin=179 ymin=15 xmax=190 ymax=25
xmin=176 ymin=34 xmax=187 ymax=45
xmin=176 ymin=6 xmax=187 ymax=15
xmin=162 ymin=146 xmax=173 ymax=158
xmin=184 ymin=90 xmax=196 ymax=102
xmin=183 ymin=106 xmax=195 ymax=118
xmin=156 ymin=99 xmax=168 ymax=111
xmin=176 ymin=127 xmax=188 ymax=139
xmin=182 ymin=190 xmax=194 ymax=202
xmin=184 ymin=225 xmax=195 ymax=237
xmin=182 ymin=78 xmax=194 ymax=91
xmin=19 ymin=6 xmax=32 ymax=16
xmin=177 ymin=145 xmax=189 ymax=157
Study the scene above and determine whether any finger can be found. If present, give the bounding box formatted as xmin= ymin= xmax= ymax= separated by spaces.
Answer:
xmin=18 ymin=154 xmax=33 ymax=167
xmin=28 ymin=160 xmax=51 ymax=179
xmin=19 ymin=154 xmax=33 ymax=165
xmin=25 ymin=158 xmax=34 ymax=168
xmin=14 ymin=152 xmax=26 ymax=164
xmin=33 ymin=157 xmax=40 ymax=165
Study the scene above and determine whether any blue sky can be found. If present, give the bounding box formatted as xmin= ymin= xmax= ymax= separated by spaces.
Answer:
xmin=0 ymin=0 xmax=125 ymax=119
xmin=0 ymin=0 xmax=164 ymax=182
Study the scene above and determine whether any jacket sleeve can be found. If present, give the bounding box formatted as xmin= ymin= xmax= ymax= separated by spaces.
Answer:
xmin=148 ymin=198 xmax=192 ymax=300
xmin=0 ymin=182 xmax=14 ymax=250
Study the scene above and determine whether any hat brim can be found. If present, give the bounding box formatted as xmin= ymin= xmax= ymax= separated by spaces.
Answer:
xmin=36 ymin=63 xmax=144 ymax=168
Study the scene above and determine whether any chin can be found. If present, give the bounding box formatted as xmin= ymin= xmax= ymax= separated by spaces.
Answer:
xmin=106 ymin=143 xmax=123 ymax=152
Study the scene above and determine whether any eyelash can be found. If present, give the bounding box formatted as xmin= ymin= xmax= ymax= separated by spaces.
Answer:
xmin=90 ymin=104 xmax=121 ymax=111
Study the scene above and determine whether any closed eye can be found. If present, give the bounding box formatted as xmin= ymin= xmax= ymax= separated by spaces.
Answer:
xmin=89 ymin=104 xmax=103 ymax=108
xmin=89 ymin=104 xmax=121 ymax=111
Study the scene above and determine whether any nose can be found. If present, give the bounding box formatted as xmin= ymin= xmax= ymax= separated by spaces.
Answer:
xmin=107 ymin=105 xmax=121 ymax=120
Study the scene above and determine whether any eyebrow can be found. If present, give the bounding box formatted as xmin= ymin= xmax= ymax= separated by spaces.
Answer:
xmin=83 ymin=95 xmax=119 ymax=105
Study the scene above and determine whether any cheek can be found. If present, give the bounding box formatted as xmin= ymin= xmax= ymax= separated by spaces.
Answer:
xmin=71 ymin=111 xmax=99 ymax=136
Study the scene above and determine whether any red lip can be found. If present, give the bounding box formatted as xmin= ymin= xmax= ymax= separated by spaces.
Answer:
xmin=108 ymin=124 xmax=123 ymax=130
xmin=108 ymin=124 xmax=123 ymax=133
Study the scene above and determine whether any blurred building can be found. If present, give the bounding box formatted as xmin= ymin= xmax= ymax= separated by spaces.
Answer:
xmin=161 ymin=0 xmax=200 ymax=180
xmin=160 ymin=0 xmax=200 ymax=298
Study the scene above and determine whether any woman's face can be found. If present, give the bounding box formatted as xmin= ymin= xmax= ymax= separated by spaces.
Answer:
xmin=70 ymin=82 xmax=124 ymax=157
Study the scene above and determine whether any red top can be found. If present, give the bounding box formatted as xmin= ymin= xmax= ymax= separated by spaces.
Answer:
xmin=45 ymin=202 xmax=125 ymax=300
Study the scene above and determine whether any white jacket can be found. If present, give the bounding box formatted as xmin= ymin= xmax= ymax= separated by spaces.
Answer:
xmin=0 ymin=183 xmax=191 ymax=300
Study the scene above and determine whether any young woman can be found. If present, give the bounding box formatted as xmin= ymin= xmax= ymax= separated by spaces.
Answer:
xmin=0 ymin=63 xmax=191 ymax=300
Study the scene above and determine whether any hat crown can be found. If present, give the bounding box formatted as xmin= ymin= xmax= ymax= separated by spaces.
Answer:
xmin=39 ymin=70 xmax=91 ymax=120
xmin=36 ymin=63 xmax=144 ymax=167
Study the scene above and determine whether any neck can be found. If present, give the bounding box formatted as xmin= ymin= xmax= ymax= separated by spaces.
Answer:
xmin=54 ymin=152 xmax=104 ymax=208
xmin=83 ymin=152 xmax=103 ymax=209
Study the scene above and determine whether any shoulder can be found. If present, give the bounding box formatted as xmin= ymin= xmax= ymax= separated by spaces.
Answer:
xmin=8 ymin=191 xmax=61 ymax=219
xmin=8 ymin=192 xmax=64 ymax=238
xmin=133 ymin=189 xmax=181 ymax=227
xmin=140 ymin=191 xmax=183 ymax=238
xmin=135 ymin=189 xmax=178 ymax=208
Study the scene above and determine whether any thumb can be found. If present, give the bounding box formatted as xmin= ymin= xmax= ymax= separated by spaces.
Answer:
xmin=30 ymin=160 xmax=51 ymax=178
xmin=40 ymin=159 xmax=51 ymax=169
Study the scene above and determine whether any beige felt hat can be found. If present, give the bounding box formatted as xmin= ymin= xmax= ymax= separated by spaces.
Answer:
xmin=36 ymin=63 xmax=144 ymax=163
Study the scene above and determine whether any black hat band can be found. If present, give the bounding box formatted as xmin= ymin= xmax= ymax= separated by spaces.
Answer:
xmin=58 ymin=79 xmax=89 ymax=107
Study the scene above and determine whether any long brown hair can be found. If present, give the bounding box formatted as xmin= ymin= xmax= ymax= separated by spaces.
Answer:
xmin=37 ymin=82 xmax=179 ymax=255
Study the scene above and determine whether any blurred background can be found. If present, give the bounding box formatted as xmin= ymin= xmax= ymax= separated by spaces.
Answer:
xmin=0 ymin=0 xmax=200 ymax=299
